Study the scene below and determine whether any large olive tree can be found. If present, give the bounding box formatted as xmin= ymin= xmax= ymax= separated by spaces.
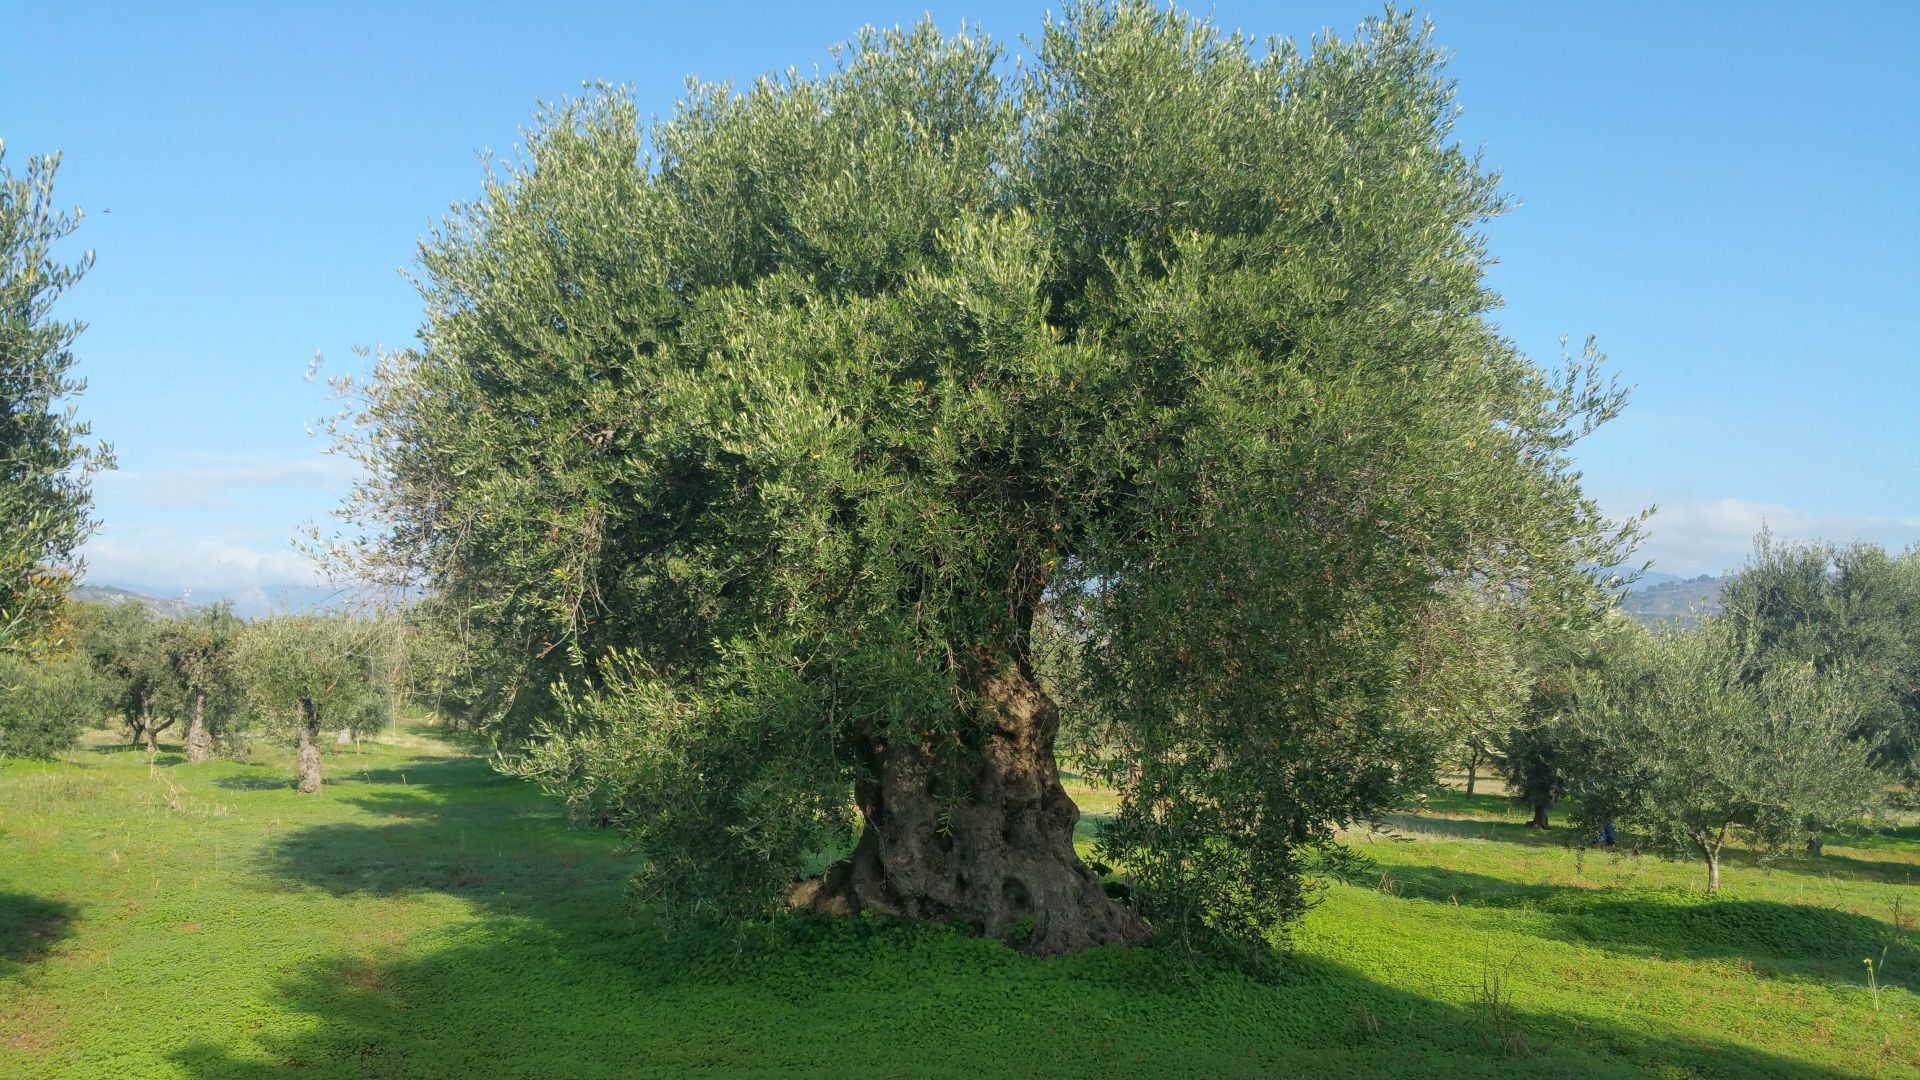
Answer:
xmin=0 ymin=145 xmax=110 ymax=654
xmin=331 ymin=5 xmax=1633 ymax=954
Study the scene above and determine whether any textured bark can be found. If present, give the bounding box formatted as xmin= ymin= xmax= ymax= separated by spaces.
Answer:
xmin=1528 ymin=803 xmax=1550 ymax=829
xmin=185 ymin=694 xmax=211 ymax=763
xmin=1697 ymin=825 xmax=1728 ymax=893
xmin=295 ymin=698 xmax=323 ymax=794
xmin=792 ymin=653 xmax=1150 ymax=956
xmin=131 ymin=696 xmax=152 ymax=749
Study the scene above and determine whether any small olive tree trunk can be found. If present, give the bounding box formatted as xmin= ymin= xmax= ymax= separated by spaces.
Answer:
xmin=141 ymin=700 xmax=175 ymax=754
xmin=131 ymin=695 xmax=153 ymax=749
xmin=1806 ymin=832 xmax=1823 ymax=856
xmin=1529 ymin=803 xmax=1550 ymax=829
xmin=1694 ymin=826 xmax=1728 ymax=894
xmin=185 ymin=693 xmax=212 ymax=763
xmin=335 ymin=727 xmax=353 ymax=746
xmin=295 ymin=697 xmax=323 ymax=794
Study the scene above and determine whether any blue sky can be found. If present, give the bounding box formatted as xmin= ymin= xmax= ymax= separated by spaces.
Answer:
xmin=5 ymin=1 xmax=1916 ymax=595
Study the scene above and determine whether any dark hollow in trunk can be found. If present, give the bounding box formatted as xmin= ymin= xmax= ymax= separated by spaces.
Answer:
xmin=295 ymin=697 xmax=323 ymax=794
xmin=185 ymin=693 xmax=211 ymax=764
xmin=1528 ymin=803 xmax=1550 ymax=829
xmin=791 ymin=656 xmax=1150 ymax=956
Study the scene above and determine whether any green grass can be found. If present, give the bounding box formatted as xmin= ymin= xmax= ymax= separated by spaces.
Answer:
xmin=4 ymin=727 xmax=1918 ymax=1078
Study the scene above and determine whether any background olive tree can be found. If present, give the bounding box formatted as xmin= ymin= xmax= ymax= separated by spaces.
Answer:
xmin=235 ymin=616 xmax=391 ymax=792
xmin=1567 ymin=621 xmax=1882 ymax=892
xmin=326 ymin=3 xmax=1636 ymax=956
xmin=77 ymin=601 xmax=174 ymax=751
xmin=1719 ymin=532 xmax=1920 ymax=850
xmin=157 ymin=603 xmax=243 ymax=763
xmin=1401 ymin=590 xmax=1528 ymax=800
xmin=1491 ymin=608 xmax=1641 ymax=829
xmin=0 ymin=637 xmax=100 ymax=761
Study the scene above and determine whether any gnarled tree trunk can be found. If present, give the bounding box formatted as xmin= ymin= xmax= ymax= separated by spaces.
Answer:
xmin=791 ymin=652 xmax=1149 ymax=956
xmin=185 ymin=693 xmax=212 ymax=763
xmin=1805 ymin=832 xmax=1823 ymax=856
xmin=295 ymin=697 xmax=323 ymax=794
xmin=1528 ymin=803 xmax=1550 ymax=829
xmin=335 ymin=727 xmax=353 ymax=746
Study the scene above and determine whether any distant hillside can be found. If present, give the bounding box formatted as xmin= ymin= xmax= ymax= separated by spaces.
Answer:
xmin=71 ymin=585 xmax=199 ymax=620
xmin=1618 ymin=574 xmax=1728 ymax=628
xmin=72 ymin=582 xmax=350 ymax=621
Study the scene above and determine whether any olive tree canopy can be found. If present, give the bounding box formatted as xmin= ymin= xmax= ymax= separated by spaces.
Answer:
xmin=0 ymin=146 xmax=110 ymax=654
xmin=1567 ymin=621 xmax=1882 ymax=893
xmin=330 ymin=4 xmax=1634 ymax=955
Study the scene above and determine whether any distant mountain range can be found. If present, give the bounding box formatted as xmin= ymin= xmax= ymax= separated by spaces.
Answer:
xmin=74 ymin=574 xmax=1728 ymax=629
xmin=73 ymin=582 xmax=351 ymax=621
xmin=1616 ymin=572 xmax=1728 ymax=628
xmin=70 ymin=585 xmax=202 ymax=620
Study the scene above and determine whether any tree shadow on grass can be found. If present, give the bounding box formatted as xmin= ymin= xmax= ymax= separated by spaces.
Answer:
xmin=162 ymin=910 xmax=1870 ymax=1079
xmin=1382 ymin=864 xmax=1920 ymax=990
xmin=211 ymin=773 xmax=296 ymax=792
xmin=243 ymin=755 xmax=628 ymax=910
xmin=1835 ymin=823 xmax=1920 ymax=853
xmin=0 ymin=892 xmax=77 ymax=976
xmin=84 ymin=741 xmax=147 ymax=755
xmin=1374 ymin=810 xmax=1579 ymax=851
xmin=210 ymin=756 xmax=489 ymax=795
xmin=1378 ymin=809 xmax=1920 ymax=890
xmin=328 ymin=756 xmax=486 ymax=789
xmin=1768 ymin=849 xmax=1920 ymax=887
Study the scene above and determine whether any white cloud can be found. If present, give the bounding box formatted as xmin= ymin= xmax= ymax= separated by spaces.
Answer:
xmin=95 ymin=451 xmax=360 ymax=510
xmin=74 ymin=449 xmax=363 ymax=595
xmin=1607 ymin=495 xmax=1920 ymax=578
xmin=79 ymin=531 xmax=328 ymax=594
